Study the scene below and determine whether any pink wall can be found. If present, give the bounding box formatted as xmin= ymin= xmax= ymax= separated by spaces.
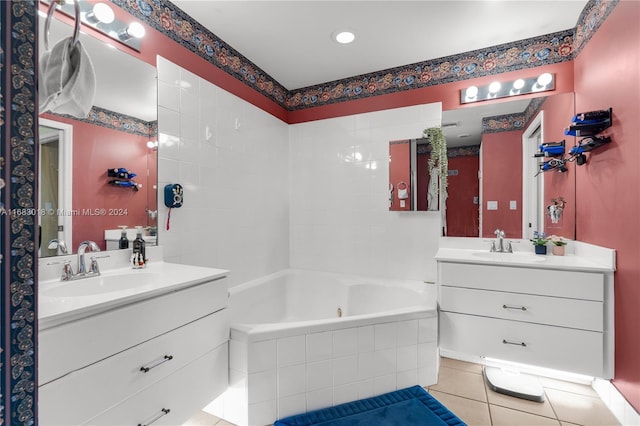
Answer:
xmin=389 ymin=141 xmax=411 ymax=211
xmin=540 ymin=93 xmax=576 ymax=238
xmin=446 ymin=156 xmax=480 ymax=237
xmin=42 ymin=113 xmax=151 ymax=250
xmin=573 ymin=0 xmax=640 ymax=412
xmin=481 ymin=130 xmax=523 ymax=238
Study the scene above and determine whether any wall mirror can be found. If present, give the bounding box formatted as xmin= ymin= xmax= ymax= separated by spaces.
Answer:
xmin=390 ymin=92 xmax=576 ymax=241
xmin=38 ymin=7 xmax=158 ymax=256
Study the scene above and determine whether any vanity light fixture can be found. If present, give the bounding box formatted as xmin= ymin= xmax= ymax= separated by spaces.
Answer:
xmin=42 ymin=0 xmax=145 ymax=51
xmin=85 ymin=2 xmax=114 ymax=24
xmin=146 ymin=140 xmax=158 ymax=149
xmin=461 ymin=73 xmax=555 ymax=104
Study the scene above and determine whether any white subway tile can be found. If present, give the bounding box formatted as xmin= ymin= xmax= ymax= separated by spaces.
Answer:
xmin=157 ymin=80 xmax=180 ymax=111
xmin=418 ymin=317 xmax=438 ymax=343
xmin=158 ymin=106 xmax=180 ymax=137
xmin=333 ymin=356 xmax=358 ymax=386
xmin=306 ymin=388 xmax=333 ymax=412
xmin=248 ymin=340 xmax=277 ymax=373
xmin=358 ymin=326 xmax=374 ymax=353
xmin=229 ymin=340 xmax=247 ymax=372
xmin=278 ymin=336 xmax=305 ymax=367
xmin=397 ymin=345 xmax=418 ymax=372
xmin=396 ymin=369 xmax=418 ymax=390
xmin=307 ymin=360 xmax=333 ymax=391
xmin=278 ymin=364 xmax=306 ymax=397
xmin=374 ymin=374 xmax=397 ymax=395
xmin=358 ymin=352 xmax=376 ymax=381
xmin=333 ymin=328 xmax=358 ymax=358
xmin=278 ymin=394 xmax=306 ymax=420
xmin=333 ymin=383 xmax=359 ymax=406
xmin=307 ymin=331 xmax=333 ymax=363
xmin=396 ymin=320 xmax=418 ymax=347
xmin=248 ymin=400 xmax=276 ymax=426
xmin=375 ymin=323 xmax=397 ymax=351
xmin=358 ymin=379 xmax=375 ymax=400
xmin=247 ymin=369 xmax=276 ymax=404
xmin=374 ymin=348 xmax=397 ymax=377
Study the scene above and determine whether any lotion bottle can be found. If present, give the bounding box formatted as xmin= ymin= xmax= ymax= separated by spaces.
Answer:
xmin=118 ymin=226 xmax=129 ymax=249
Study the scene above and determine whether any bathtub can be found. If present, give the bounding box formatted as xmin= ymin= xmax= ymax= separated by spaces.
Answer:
xmin=208 ymin=269 xmax=439 ymax=426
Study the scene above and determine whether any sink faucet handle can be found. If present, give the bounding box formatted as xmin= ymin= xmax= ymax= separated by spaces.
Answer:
xmin=490 ymin=241 xmax=497 ymax=252
xmin=61 ymin=261 xmax=74 ymax=281
xmin=494 ymin=228 xmax=505 ymax=238
xmin=506 ymin=241 xmax=513 ymax=253
xmin=89 ymin=255 xmax=110 ymax=274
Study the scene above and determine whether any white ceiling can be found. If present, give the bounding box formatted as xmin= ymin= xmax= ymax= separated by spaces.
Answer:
xmin=171 ymin=0 xmax=588 ymax=90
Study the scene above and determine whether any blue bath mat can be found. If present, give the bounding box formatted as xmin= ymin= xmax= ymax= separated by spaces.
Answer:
xmin=274 ymin=385 xmax=466 ymax=426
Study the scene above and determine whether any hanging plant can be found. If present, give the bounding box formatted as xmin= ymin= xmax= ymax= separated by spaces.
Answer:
xmin=423 ymin=127 xmax=448 ymax=202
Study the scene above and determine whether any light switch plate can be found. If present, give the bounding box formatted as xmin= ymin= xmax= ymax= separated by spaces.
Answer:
xmin=510 ymin=200 xmax=517 ymax=210
xmin=487 ymin=201 xmax=498 ymax=210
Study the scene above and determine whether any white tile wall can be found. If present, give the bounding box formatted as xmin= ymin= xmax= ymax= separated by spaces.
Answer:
xmin=289 ymin=104 xmax=442 ymax=282
xmin=219 ymin=315 xmax=438 ymax=425
xmin=156 ymin=57 xmax=289 ymax=287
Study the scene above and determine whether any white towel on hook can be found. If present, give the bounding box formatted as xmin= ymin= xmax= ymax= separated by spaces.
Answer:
xmin=39 ymin=37 xmax=96 ymax=118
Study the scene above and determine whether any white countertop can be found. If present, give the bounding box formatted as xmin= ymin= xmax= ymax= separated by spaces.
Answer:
xmin=39 ymin=261 xmax=228 ymax=329
xmin=435 ymin=248 xmax=613 ymax=272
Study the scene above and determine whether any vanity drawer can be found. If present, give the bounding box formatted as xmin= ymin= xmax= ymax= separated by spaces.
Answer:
xmin=439 ymin=262 xmax=603 ymax=301
xmin=39 ymin=277 xmax=228 ymax=384
xmin=440 ymin=286 xmax=603 ymax=331
xmin=39 ymin=310 xmax=228 ymax=426
xmin=86 ymin=342 xmax=228 ymax=426
xmin=440 ymin=312 xmax=604 ymax=377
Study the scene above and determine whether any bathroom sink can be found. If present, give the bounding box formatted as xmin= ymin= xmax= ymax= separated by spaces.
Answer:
xmin=41 ymin=270 xmax=160 ymax=298
xmin=472 ymin=252 xmax=546 ymax=263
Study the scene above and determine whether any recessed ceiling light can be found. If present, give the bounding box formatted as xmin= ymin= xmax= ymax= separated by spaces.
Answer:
xmin=335 ymin=31 xmax=355 ymax=44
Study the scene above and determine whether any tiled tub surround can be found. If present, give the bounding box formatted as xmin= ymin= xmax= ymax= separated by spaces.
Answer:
xmin=208 ymin=269 xmax=439 ymax=426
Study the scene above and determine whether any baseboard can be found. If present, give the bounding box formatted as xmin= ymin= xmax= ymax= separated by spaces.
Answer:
xmin=593 ymin=379 xmax=640 ymax=426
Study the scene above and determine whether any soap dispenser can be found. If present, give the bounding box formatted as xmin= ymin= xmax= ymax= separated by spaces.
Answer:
xmin=118 ymin=225 xmax=129 ymax=249
xmin=131 ymin=226 xmax=146 ymax=268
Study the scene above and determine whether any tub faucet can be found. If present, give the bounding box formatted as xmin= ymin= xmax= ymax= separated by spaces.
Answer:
xmin=77 ymin=240 xmax=100 ymax=275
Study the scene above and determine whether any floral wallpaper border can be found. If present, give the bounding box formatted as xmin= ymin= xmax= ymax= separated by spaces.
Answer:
xmin=482 ymin=97 xmax=546 ymax=134
xmin=1 ymin=1 xmax=38 ymax=425
xmin=110 ymin=0 xmax=617 ymax=112
xmin=50 ymin=106 xmax=158 ymax=138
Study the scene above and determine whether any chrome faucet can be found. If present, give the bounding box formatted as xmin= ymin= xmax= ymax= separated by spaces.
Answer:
xmin=47 ymin=239 xmax=69 ymax=255
xmin=77 ymin=240 xmax=100 ymax=275
xmin=491 ymin=229 xmax=512 ymax=253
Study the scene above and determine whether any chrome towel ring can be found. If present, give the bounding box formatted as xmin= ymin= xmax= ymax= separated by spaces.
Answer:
xmin=44 ymin=0 xmax=81 ymax=51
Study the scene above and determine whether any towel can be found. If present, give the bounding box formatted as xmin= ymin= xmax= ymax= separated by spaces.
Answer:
xmin=39 ymin=37 xmax=96 ymax=118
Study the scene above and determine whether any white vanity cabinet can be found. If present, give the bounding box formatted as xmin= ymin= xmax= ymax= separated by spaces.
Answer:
xmin=437 ymin=260 xmax=614 ymax=379
xmin=38 ymin=275 xmax=229 ymax=426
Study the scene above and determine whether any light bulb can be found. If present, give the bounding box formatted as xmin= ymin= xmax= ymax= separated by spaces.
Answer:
xmin=466 ymin=86 xmax=479 ymax=98
xmin=488 ymin=81 xmax=501 ymax=94
xmin=126 ymin=22 xmax=146 ymax=38
xmin=88 ymin=3 xmax=115 ymax=24
xmin=513 ymin=79 xmax=525 ymax=90
xmin=537 ymin=73 xmax=553 ymax=87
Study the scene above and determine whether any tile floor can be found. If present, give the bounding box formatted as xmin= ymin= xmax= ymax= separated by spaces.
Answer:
xmin=183 ymin=357 xmax=621 ymax=426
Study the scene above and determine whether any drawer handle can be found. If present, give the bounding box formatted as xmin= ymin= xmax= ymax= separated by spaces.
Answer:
xmin=502 ymin=304 xmax=527 ymax=311
xmin=138 ymin=408 xmax=170 ymax=426
xmin=503 ymin=339 xmax=527 ymax=347
xmin=140 ymin=355 xmax=174 ymax=373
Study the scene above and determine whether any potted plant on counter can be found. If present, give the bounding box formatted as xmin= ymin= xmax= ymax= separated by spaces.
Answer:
xmin=530 ymin=231 xmax=548 ymax=255
xmin=549 ymin=235 xmax=568 ymax=256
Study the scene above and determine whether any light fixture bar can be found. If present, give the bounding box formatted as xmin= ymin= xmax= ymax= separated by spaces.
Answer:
xmin=42 ymin=0 xmax=144 ymax=52
xmin=461 ymin=73 xmax=555 ymax=104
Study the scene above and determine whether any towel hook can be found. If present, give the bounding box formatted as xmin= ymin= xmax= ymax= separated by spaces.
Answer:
xmin=44 ymin=0 xmax=81 ymax=51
